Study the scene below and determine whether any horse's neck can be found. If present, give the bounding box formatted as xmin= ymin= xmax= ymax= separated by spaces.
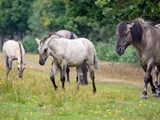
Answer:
xmin=17 ymin=42 xmax=23 ymax=64
xmin=48 ymin=38 xmax=66 ymax=59
xmin=49 ymin=38 xmax=61 ymax=48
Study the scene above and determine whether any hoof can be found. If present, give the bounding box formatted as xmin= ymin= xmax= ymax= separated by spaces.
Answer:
xmin=54 ymin=86 xmax=58 ymax=91
xmin=93 ymin=89 xmax=96 ymax=93
xmin=157 ymin=91 xmax=160 ymax=97
xmin=140 ymin=94 xmax=147 ymax=99
xmin=152 ymin=93 xmax=158 ymax=98
xmin=67 ymin=79 xmax=70 ymax=83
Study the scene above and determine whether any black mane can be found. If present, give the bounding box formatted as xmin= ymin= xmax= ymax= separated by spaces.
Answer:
xmin=131 ymin=21 xmax=143 ymax=45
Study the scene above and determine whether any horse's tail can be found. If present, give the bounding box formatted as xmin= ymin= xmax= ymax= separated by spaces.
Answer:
xmin=93 ymin=54 xmax=99 ymax=70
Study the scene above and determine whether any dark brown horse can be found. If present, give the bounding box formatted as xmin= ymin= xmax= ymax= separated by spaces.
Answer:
xmin=116 ymin=18 xmax=160 ymax=99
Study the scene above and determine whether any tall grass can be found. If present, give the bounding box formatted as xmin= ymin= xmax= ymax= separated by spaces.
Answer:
xmin=0 ymin=53 xmax=160 ymax=120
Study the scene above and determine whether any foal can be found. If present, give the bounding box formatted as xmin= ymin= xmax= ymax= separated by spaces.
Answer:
xmin=3 ymin=40 xmax=26 ymax=79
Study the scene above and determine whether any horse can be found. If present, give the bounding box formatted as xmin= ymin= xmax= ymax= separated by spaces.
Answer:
xmin=49 ymin=30 xmax=88 ymax=84
xmin=154 ymin=24 xmax=160 ymax=91
xmin=116 ymin=18 xmax=160 ymax=99
xmin=56 ymin=30 xmax=89 ymax=84
xmin=36 ymin=34 xmax=98 ymax=93
xmin=2 ymin=40 xmax=26 ymax=79
xmin=51 ymin=30 xmax=78 ymax=83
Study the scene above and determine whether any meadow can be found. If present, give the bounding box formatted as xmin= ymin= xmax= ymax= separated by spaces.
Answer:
xmin=0 ymin=53 xmax=160 ymax=120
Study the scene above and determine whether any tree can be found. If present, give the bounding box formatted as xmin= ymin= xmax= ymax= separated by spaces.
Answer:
xmin=95 ymin=0 xmax=160 ymax=24
xmin=0 ymin=0 xmax=35 ymax=38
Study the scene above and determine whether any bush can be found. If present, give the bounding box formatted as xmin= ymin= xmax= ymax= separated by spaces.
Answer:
xmin=96 ymin=36 xmax=138 ymax=64
xmin=22 ymin=35 xmax=38 ymax=53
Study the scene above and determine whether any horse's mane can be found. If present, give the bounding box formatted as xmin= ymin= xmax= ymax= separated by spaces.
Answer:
xmin=131 ymin=19 xmax=143 ymax=45
xmin=40 ymin=32 xmax=64 ymax=44
xmin=40 ymin=32 xmax=54 ymax=44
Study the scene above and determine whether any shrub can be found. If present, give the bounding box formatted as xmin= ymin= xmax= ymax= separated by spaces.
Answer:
xmin=22 ymin=35 xmax=38 ymax=53
xmin=96 ymin=36 xmax=138 ymax=64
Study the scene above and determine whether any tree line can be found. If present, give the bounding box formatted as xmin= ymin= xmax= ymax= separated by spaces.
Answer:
xmin=0 ymin=0 xmax=160 ymax=62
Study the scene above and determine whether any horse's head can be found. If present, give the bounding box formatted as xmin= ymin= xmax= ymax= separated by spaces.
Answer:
xmin=35 ymin=38 xmax=50 ymax=65
xmin=17 ymin=62 xmax=25 ymax=78
xmin=116 ymin=21 xmax=134 ymax=55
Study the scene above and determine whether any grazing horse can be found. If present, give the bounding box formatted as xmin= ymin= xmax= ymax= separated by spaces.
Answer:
xmin=50 ymin=30 xmax=88 ymax=84
xmin=2 ymin=40 xmax=25 ymax=79
xmin=116 ymin=18 xmax=160 ymax=98
xmin=36 ymin=35 xmax=98 ymax=93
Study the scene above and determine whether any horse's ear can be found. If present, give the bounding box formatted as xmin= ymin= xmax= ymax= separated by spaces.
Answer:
xmin=35 ymin=38 xmax=40 ymax=45
xmin=126 ymin=22 xmax=134 ymax=33
xmin=127 ymin=22 xmax=134 ymax=29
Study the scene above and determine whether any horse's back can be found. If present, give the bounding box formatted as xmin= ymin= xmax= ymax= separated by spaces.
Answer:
xmin=3 ymin=40 xmax=25 ymax=57
xmin=49 ymin=37 xmax=86 ymax=66
xmin=78 ymin=38 xmax=96 ymax=53
xmin=56 ymin=30 xmax=78 ymax=39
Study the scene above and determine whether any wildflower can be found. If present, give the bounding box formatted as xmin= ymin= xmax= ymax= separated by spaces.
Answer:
xmin=108 ymin=111 xmax=112 ymax=115
xmin=106 ymin=109 xmax=110 ymax=113
xmin=121 ymin=117 xmax=125 ymax=120
xmin=42 ymin=106 xmax=46 ymax=109
xmin=24 ymin=118 xmax=27 ymax=120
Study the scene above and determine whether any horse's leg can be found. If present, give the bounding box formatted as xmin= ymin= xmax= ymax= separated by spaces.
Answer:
xmin=141 ymin=63 xmax=157 ymax=98
xmin=154 ymin=67 xmax=159 ymax=89
xmin=76 ymin=66 xmax=83 ymax=91
xmin=88 ymin=65 xmax=96 ymax=93
xmin=156 ymin=66 xmax=160 ymax=96
xmin=50 ymin=63 xmax=58 ymax=91
xmin=66 ymin=67 xmax=70 ymax=82
xmin=6 ymin=57 xmax=12 ymax=79
xmin=82 ymin=62 xmax=88 ymax=85
xmin=60 ymin=62 xmax=67 ymax=90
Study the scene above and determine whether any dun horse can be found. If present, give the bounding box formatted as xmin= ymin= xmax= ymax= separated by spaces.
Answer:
xmin=154 ymin=24 xmax=160 ymax=89
xmin=36 ymin=34 xmax=98 ymax=93
xmin=116 ymin=18 xmax=160 ymax=98
xmin=3 ymin=40 xmax=26 ymax=79
xmin=49 ymin=30 xmax=88 ymax=84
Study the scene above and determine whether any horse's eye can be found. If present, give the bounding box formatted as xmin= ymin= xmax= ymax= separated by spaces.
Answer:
xmin=44 ymin=48 xmax=47 ymax=52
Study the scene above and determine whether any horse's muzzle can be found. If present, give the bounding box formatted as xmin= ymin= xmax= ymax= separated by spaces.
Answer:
xmin=39 ymin=59 xmax=46 ymax=65
xmin=116 ymin=46 xmax=124 ymax=56
xmin=18 ymin=72 xmax=23 ymax=78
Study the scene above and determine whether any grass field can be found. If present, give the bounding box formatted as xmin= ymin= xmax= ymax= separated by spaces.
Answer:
xmin=0 ymin=53 xmax=160 ymax=120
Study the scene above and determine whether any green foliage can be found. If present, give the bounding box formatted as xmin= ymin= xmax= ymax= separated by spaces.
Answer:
xmin=1 ymin=0 xmax=160 ymax=63
xmin=118 ymin=46 xmax=138 ymax=64
xmin=22 ymin=35 xmax=38 ymax=53
xmin=96 ymin=36 xmax=138 ymax=64
xmin=0 ymin=0 xmax=35 ymax=34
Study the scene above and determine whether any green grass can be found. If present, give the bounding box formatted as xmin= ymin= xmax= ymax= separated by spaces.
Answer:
xmin=0 ymin=53 xmax=160 ymax=120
